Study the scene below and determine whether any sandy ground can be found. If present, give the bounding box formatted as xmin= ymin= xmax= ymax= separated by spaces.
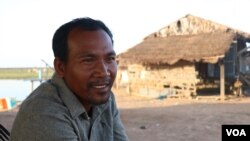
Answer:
xmin=1 ymin=88 xmax=250 ymax=141
xmin=115 ymin=88 xmax=250 ymax=141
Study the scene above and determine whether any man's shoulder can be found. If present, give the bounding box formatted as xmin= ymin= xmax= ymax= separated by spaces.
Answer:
xmin=19 ymin=81 xmax=67 ymax=115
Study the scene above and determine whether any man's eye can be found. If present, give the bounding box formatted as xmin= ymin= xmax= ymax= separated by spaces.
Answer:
xmin=82 ymin=58 xmax=94 ymax=62
xmin=107 ymin=56 xmax=116 ymax=62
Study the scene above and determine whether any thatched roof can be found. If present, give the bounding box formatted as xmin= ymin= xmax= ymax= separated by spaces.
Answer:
xmin=118 ymin=32 xmax=236 ymax=65
xmin=118 ymin=14 xmax=250 ymax=66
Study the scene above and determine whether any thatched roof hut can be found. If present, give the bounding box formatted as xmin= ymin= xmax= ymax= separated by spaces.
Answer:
xmin=117 ymin=14 xmax=250 ymax=99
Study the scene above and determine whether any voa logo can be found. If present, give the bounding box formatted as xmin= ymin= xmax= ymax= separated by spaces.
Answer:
xmin=226 ymin=129 xmax=246 ymax=136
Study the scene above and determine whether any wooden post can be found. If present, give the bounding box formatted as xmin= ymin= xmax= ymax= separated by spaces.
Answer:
xmin=31 ymin=80 xmax=34 ymax=92
xmin=220 ymin=59 xmax=225 ymax=101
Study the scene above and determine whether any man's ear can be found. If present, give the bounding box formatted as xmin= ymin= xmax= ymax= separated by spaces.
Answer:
xmin=54 ymin=57 xmax=65 ymax=77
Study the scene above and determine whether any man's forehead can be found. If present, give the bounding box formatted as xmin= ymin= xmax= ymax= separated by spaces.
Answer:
xmin=68 ymin=29 xmax=112 ymax=44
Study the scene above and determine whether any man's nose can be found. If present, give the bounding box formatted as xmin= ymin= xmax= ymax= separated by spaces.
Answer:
xmin=94 ymin=61 xmax=110 ymax=77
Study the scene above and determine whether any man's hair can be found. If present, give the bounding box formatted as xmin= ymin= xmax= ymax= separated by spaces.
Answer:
xmin=52 ymin=17 xmax=113 ymax=63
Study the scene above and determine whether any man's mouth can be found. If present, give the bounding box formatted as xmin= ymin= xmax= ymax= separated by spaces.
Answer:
xmin=89 ymin=79 xmax=111 ymax=90
xmin=92 ymin=84 xmax=109 ymax=89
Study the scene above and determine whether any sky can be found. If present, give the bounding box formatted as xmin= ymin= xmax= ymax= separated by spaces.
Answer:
xmin=1 ymin=0 xmax=250 ymax=68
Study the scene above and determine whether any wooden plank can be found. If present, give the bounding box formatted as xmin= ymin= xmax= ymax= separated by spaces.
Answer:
xmin=220 ymin=60 xmax=225 ymax=101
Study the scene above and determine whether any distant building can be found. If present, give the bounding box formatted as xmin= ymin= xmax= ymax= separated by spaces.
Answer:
xmin=117 ymin=14 xmax=250 ymax=99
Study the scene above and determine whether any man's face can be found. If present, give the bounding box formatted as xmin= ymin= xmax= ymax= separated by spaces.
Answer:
xmin=62 ymin=28 xmax=117 ymax=108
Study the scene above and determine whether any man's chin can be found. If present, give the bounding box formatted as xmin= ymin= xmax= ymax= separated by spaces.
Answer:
xmin=92 ymin=98 xmax=109 ymax=106
xmin=92 ymin=92 xmax=110 ymax=105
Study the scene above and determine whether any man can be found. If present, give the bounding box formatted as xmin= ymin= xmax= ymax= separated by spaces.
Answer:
xmin=10 ymin=17 xmax=129 ymax=141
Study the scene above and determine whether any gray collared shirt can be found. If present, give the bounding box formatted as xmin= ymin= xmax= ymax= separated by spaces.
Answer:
xmin=10 ymin=74 xmax=129 ymax=141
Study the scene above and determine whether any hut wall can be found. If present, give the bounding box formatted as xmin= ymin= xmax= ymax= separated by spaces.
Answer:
xmin=125 ymin=61 xmax=199 ymax=98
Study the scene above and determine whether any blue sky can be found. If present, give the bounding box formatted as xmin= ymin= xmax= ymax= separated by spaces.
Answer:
xmin=1 ymin=0 xmax=250 ymax=67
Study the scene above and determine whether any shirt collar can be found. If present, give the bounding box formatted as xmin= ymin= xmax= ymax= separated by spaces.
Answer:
xmin=51 ymin=73 xmax=85 ymax=119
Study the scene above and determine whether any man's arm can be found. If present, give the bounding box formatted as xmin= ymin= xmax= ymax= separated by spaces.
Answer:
xmin=10 ymin=111 xmax=79 ymax=141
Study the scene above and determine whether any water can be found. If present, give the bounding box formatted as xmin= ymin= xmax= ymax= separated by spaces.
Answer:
xmin=0 ymin=80 xmax=41 ymax=101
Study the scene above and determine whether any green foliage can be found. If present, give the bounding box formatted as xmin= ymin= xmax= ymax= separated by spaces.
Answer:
xmin=0 ymin=68 xmax=54 ymax=80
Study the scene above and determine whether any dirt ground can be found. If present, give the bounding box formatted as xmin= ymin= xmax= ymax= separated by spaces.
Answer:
xmin=1 ymin=88 xmax=250 ymax=141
